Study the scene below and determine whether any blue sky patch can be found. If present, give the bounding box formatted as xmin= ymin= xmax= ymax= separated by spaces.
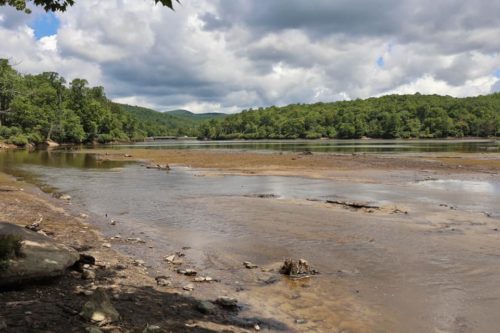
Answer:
xmin=30 ymin=12 xmax=60 ymax=39
xmin=376 ymin=56 xmax=385 ymax=68
xmin=495 ymin=69 xmax=500 ymax=78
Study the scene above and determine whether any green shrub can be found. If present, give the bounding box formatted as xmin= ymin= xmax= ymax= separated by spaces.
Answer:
xmin=0 ymin=234 xmax=22 ymax=271
xmin=7 ymin=134 xmax=29 ymax=146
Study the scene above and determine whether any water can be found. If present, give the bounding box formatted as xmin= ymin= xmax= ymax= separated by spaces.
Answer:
xmin=110 ymin=138 xmax=499 ymax=153
xmin=1 ymin=147 xmax=500 ymax=332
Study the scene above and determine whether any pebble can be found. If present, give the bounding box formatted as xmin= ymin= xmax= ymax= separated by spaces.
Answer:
xmin=215 ymin=296 xmax=238 ymax=309
xmin=295 ymin=319 xmax=307 ymax=324
xmin=155 ymin=276 xmax=171 ymax=287
xmin=102 ymin=243 xmax=111 ymax=248
xmin=143 ymin=324 xmax=162 ymax=333
xmin=183 ymin=283 xmax=195 ymax=291
xmin=82 ymin=269 xmax=96 ymax=280
xmin=254 ymin=324 xmax=261 ymax=331
xmin=164 ymin=255 xmax=175 ymax=263
xmin=243 ymin=261 xmax=258 ymax=269
xmin=133 ymin=259 xmax=146 ymax=266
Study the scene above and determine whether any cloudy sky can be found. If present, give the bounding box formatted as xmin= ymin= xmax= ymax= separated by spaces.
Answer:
xmin=1 ymin=0 xmax=499 ymax=113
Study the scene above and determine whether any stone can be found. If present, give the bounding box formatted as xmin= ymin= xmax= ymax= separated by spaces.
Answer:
xmin=0 ymin=222 xmax=79 ymax=287
xmin=155 ymin=276 xmax=171 ymax=287
xmin=164 ymin=255 xmax=175 ymax=263
xmin=59 ymin=194 xmax=71 ymax=201
xmin=177 ymin=268 xmax=197 ymax=276
xmin=215 ymin=296 xmax=238 ymax=309
xmin=133 ymin=259 xmax=145 ymax=266
xmin=280 ymin=258 xmax=319 ymax=277
xmin=254 ymin=324 xmax=261 ymax=331
xmin=102 ymin=243 xmax=111 ymax=249
xmin=82 ymin=269 xmax=96 ymax=280
xmin=143 ymin=324 xmax=162 ymax=333
xmin=80 ymin=288 xmax=120 ymax=323
xmin=197 ymin=301 xmax=216 ymax=314
xmin=243 ymin=261 xmax=258 ymax=269
xmin=183 ymin=283 xmax=194 ymax=291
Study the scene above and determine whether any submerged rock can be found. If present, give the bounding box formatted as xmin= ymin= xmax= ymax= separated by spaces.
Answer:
xmin=80 ymin=288 xmax=120 ymax=323
xmin=0 ymin=222 xmax=79 ymax=287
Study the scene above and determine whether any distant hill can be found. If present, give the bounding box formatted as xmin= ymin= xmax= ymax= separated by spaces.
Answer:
xmin=115 ymin=104 xmax=226 ymax=137
xmin=165 ymin=109 xmax=228 ymax=122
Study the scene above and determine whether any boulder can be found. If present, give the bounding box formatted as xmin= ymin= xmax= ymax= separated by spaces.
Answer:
xmin=0 ymin=222 xmax=79 ymax=287
xmin=80 ymin=288 xmax=120 ymax=323
xmin=197 ymin=301 xmax=216 ymax=314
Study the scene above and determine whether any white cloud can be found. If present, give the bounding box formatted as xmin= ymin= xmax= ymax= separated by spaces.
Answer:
xmin=0 ymin=0 xmax=499 ymax=113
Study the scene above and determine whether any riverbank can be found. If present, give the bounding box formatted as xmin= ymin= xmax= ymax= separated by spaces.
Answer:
xmin=0 ymin=171 xmax=267 ymax=332
xmin=86 ymin=148 xmax=500 ymax=182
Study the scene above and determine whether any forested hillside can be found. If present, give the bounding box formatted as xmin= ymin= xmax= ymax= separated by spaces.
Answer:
xmin=199 ymin=94 xmax=500 ymax=140
xmin=1 ymin=59 xmax=499 ymax=146
xmin=116 ymin=104 xmax=225 ymax=137
xmin=0 ymin=59 xmax=145 ymax=145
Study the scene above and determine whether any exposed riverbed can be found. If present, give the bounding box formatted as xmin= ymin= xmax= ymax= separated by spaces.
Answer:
xmin=1 ymin=143 xmax=499 ymax=333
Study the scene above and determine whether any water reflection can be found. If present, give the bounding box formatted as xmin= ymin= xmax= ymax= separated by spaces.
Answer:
xmin=110 ymin=139 xmax=499 ymax=153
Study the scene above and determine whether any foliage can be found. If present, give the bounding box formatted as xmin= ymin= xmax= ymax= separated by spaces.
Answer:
xmin=0 ymin=59 xmax=145 ymax=144
xmin=196 ymin=94 xmax=500 ymax=140
xmin=0 ymin=0 xmax=179 ymax=13
xmin=0 ymin=234 xmax=22 ymax=271
xmin=117 ymin=104 xmax=225 ymax=137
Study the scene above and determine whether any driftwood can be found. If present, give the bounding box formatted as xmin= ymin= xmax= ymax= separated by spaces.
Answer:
xmin=326 ymin=200 xmax=380 ymax=210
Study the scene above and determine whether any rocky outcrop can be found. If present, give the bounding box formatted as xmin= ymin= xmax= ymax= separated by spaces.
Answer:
xmin=0 ymin=222 xmax=79 ymax=287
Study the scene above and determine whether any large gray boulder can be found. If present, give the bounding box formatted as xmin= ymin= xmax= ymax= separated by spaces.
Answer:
xmin=0 ymin=222 xmax=79 ymax=287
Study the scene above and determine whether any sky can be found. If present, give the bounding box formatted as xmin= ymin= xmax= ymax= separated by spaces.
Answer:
xmin=0 ymin=0 xmax=499 ymax=113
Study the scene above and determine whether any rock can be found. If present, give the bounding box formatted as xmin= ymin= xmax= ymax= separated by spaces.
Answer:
xmin=43 ymin=140 xmax=60 ymax=148
xmin=132 ymin=259 xmax=145 ymax=266
xmin=254 ymin=324 xmax=261 ymax=331
xmin=0 ymin=318 xmax=6 ymax=330
xmin=59 ymin=194 xmax=71 ymax=201
xmin=85 ymin=327 xmax=103 ymax=333
xmin=295 ymin=319 xmax=307 ymax=324
xmin=102 ymin=243 xmax=111 ymax=249
xmin=82 ymin=269 xmax=96 ymax=280
xmin=215 ymin=296 xmax=238 ymax=309
xmin=243 ymin=261 xmax=258 ymax=269
xmin=197 ymin=301 xmax=216 ymax=314
xmin=164 ymin=255 xmax=175 ymax=263
xmin=183 ymin=283 xmax=194 ymax=291
xmin=177 ymin=268 xmax=197 ymax=276
xmin=115 ymin=263 xmax=127 ymax=270
xmin=110 ymin=220 xmax=117 ymax=226
xmin=0 ymin=222 xmax=79 ymax=287
xmin=280 ymin=258 xmax=319 ymax=278
xmin=143 ymin=324 xmax=162 ymax=333
xmin=25 ymin=221 xmax=42 ymax=232
xmin=80 ymin=288 xmax=120 ymax=323
xmin=155 ymin=276 xmax=171 ymax=287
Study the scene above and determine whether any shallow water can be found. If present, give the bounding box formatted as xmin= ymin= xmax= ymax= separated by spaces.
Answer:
xmin=1 ymin=149 xmax=500 ymax=332
xmin=111 ymin=138 xmax=499 ymax=154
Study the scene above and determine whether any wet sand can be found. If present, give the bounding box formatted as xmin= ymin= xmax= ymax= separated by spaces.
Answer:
xmin=78 ymin=148 xmax=500 ymax=332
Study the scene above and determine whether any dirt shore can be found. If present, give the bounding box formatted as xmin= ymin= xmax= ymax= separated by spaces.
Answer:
xmin=0 ymin=171 xmax=265 ymax=333
xmin=85 ymin=148 xmax=500 ymax=182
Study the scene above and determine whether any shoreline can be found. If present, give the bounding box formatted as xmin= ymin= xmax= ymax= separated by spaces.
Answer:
xmin=0 ymin=170 xmax=266 ymax=332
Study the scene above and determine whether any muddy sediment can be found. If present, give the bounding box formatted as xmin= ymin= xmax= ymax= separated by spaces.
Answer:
xmin=0 ymin=148 xmax=499 ymax=332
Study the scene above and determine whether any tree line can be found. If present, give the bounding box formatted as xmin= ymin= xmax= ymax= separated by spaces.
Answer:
xmin=1 ymin=59 xmax=499 ymax=146
xmin=0 ymin=59 xmax=145 ymax=145
xmin=198 ymin=93 xmax=500 ymax=140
